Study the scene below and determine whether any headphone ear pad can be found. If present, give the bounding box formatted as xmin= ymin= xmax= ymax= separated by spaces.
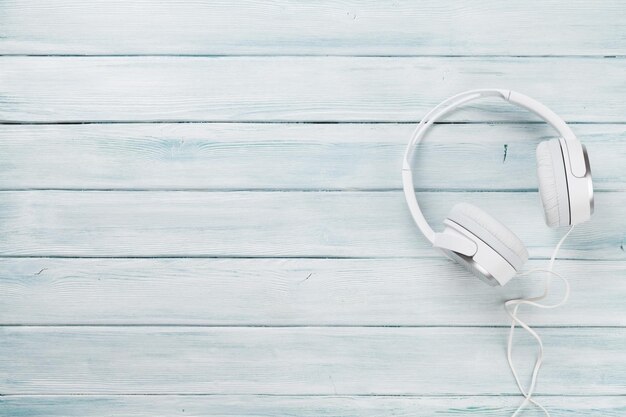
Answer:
xmin=536 ymin=140 xmax=570 ymax=227
xmin=445 ymin=203 xmax=529 ymax=286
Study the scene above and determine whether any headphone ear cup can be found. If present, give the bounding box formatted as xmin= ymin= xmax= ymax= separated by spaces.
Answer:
xmin=444 ymin=203 xmax=528 ymax=286
xmin=536 ymin=140 xmax=570 ymax=227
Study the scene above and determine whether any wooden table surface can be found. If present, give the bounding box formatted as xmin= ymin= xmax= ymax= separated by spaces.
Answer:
xmin=1 ymin=1 xmax=625 ymax=415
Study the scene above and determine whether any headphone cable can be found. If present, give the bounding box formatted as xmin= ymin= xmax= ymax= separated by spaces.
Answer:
xmin=504 ymin=225 xmax=575 ymax=416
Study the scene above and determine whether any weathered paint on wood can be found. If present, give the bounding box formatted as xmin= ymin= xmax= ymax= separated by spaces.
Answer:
xmin=2 ymin=395 xmax=625 ymax=417
xmin=1 ymin=327 xmax=624 ymax=395
xmin=2 ymin=57 xmax=626 ymax=122
xmin=0 ymin=191 xmax=621 ymax=259
xmin=1 ymin=123 xmax=624 ymax=191
xmin=1 ymin=0 xmax=624 ymax=411
xmin=1 ymin=1 xmax=624 ymax=56
xmin=1 ymin=258 xmax=624 ymax=326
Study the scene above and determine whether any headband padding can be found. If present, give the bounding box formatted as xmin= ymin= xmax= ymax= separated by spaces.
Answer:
xmin=536 ymin=140 xmax=569 ymax=227
xmin=447 ymin=203 xmax=528 ymax=271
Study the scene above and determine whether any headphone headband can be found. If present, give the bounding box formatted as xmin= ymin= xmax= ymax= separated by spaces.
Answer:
xmin=402 ymin=89 xmax=586 ymax=252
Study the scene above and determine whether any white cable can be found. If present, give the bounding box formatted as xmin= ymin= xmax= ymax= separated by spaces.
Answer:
xmin=505 ymin=225 xmax=575 ymax=416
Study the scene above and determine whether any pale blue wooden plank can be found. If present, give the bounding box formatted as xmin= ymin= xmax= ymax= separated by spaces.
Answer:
xmin=2 ymin=395 xmax=625 ymax=416
xmin=1 ymin=57 xmax=626 ymax=122
xmin=1 ymin=327 xmax=624 ymax=395
xmin=0 ymin=258 xmax=624 ymax=326
xmin=1 ymin=0 xmax=624 ymax=56
xmin=0 ymin=123 xmax=623 ymax=191
xmin=0 ymin=191 xmax=621 ymax=259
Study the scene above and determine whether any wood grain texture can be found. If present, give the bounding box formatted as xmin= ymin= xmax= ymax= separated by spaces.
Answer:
xmin=3 ymin=395 xmax=626 ymax=417
xmin=1 ymin=123 xmax=624 ymax=191
xmin=1 ymin=0 xmax=624 ymax=409
xmin=1 ymin=327 xmax=625 ymax=395
xmin=1 ymin=1 xmax=624 ymax=56
xmin=1 ymin=258 xmax=624 ymax=326
xmin=2 ymin=57 xmax=626 ymax=122
xmin=0 ymin=191 xmax=622 ymax=259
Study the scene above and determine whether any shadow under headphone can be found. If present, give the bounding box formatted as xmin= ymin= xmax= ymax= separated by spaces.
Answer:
xmin=402 ymin=89 xmax=594 ymax=286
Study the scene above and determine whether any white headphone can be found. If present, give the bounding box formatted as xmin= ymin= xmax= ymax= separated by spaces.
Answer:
xmin=402 ymin=89 xmax=594 ymax=286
